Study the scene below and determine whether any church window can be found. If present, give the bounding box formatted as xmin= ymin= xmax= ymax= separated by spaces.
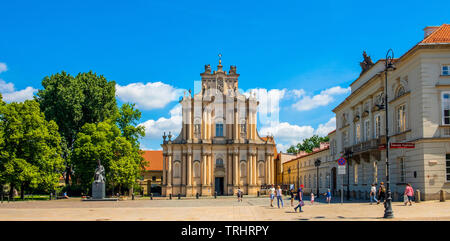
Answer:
xmin=216 ymin=124 xmax=223 ymax=137
xmin=240 ymin=162 xmax=246 ymax=177
xmin=216 ymin=158 xmax=224 ymax=167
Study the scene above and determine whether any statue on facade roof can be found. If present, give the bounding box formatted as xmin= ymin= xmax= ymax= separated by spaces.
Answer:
xmin=359 ymin=51 xmax=374 ymax=74
xmin=229 ymin=65 xmax=237 ymax=74
xmin=204 ymin=64 xmax=211 ymax=73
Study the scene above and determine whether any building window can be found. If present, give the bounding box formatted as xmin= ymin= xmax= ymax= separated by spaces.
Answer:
xmin=215 ymin=123 xmax=223 ymax=137
xmin=374 ymin=114 xmax=381 ymax=138
xmin=355 ymin=124 xmax=361 ymax=143
xmin=152 ymin=176 xmax=156 ymax=181
xmin=259 ymin=162 xmax=265 ymax=177
xmin=354 ymin=163 xmax=358 ymax=184
xmin=442 ymin=92 xmax=450 ymax=125
xmin=240 ymin=163 xmax=246 ymax=177
xmin=194 ymin=124 xmax=201 ymax=137
xmin=216 ymin=158 xmax=224 ymax=167
xmin=364 ymin=119 xmax=370 ymax=141
xmin=399 ymin=157 xmax=406 ymax=183
xmin=442 ymin=65 xmax=450 ymax=76
xmin=361 ymin=163 xmax=365 ymax=185
xmin=446 ymin=154 xmax=450 ymax=182
xmin=396 ymin=104 xmax=407 ymax=133
xmin=240 ymin=123 xmax=246 ymax=134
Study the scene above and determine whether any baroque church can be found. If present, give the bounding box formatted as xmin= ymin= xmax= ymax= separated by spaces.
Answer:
xmin=161 ymin=57 xmax=276 ymax=196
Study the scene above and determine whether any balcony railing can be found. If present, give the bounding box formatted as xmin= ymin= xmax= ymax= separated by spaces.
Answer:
xmin=345 ymin=137 xmax=383 ymax=154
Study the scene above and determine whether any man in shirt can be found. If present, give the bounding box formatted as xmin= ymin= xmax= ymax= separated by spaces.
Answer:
xmin=269 ymin=185 xmax=275 ymax=207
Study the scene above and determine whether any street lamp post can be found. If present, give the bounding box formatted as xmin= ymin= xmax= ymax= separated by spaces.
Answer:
xmin=314 ymin=159 xmax=321 ymax=197
xmin=383 ymin=48 xmax=396 ymax=219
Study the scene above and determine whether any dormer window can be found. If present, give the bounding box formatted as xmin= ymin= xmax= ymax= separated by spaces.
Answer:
xmin=442 ymin=65 xmax=450 ymax=76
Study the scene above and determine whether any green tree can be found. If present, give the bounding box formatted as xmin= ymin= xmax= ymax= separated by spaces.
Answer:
xmin=0 ymin=99 xmax=64 ymax=198
xmin=116 ymin=103 xmax=145 ymax=149
xmin=36 ymin=71 xmax=118 ymax=186
xmin=289 ymin=135 xmax=330 ymax=154
xmin=71 ymin=121 xmax=141 ymax=194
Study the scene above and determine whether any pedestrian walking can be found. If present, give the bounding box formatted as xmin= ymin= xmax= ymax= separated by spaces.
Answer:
xmin=290 ymin=188 xmax=295 ymax=207
xmin=237 ymin=186 xmax=243 ymax=202
xmin=310 ymin=193 xmax=315 ymax=205
xmin=377 ymin=182 xmax=386 ymax=205
xmin=276 ymin=185 xmax=284 ymax=208
xmin=269 ymin=185 xmax=275 ymax=207
xmin=404 ymin=183 xmax=414 ymax=206
xmin=324 ymin=189 xmax=331 ymax=204
xmin=370 ymin=184 xmax=378 ymax=205
xmin=294 ymin=184 xmax=304 ymax=212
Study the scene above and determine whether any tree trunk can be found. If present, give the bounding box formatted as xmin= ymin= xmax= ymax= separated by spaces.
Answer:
xmin=130 ymin=185 xmax=134 ymax=197
xmin=21 ymin=184 xmax=25 ymax=200
xmin=9 ymin=184 xmax=15 ymax=199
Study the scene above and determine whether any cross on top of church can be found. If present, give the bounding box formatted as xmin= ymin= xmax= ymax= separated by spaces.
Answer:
xmin=218 ymin=53 xmax=222 ymax=65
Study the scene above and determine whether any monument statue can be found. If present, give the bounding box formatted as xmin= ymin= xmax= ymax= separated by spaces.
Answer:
xmin=94 ymin=160 xmax=105 ymax=183
xmin=359 ymin=51 xmax=374 ymax=74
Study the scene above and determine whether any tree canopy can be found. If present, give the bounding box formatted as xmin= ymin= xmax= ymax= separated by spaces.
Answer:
xmin=0 ymin=99 xmax=64 ymax=198
xmin=286 ymin=135 xmax=330 ymax=154
xmin=36 ymin=71 xmax=118 ymax=184
xmin=70 ymin=120 xmax=143 ymax=193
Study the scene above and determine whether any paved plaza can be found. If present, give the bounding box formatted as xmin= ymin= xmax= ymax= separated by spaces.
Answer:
xmin=0 ymin=196 xmax=449 ymax=221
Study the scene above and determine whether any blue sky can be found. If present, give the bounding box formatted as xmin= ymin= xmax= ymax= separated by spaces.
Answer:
xmin=1 ymin=0 xmax=450 ymax=151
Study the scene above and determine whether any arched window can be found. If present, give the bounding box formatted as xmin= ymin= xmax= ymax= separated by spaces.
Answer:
xmin=216 ymin=158 xmax=224 ymax=167
xmin=215 ymin=123 xmax=224 ymax=137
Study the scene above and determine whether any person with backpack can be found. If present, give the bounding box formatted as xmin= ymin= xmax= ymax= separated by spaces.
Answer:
xmin=237 ymin=186 xmax=243 ymax=202
xmin=377 ymin=182 xmax=386 ymax=205
xmin=404 ymin=183 xmax=414 ymax=206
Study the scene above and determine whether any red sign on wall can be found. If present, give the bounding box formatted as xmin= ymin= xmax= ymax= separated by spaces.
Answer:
xmin=389 ymin=142 xmax=415 ymax=149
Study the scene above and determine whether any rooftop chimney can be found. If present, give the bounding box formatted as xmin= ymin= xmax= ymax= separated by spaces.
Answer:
xmin=424 ymin=26 xmax=440 ymax=38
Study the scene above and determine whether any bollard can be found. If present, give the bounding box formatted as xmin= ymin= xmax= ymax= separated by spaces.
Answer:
xmin=415 ymin=189 xmax=421 ymax=203
xmin=214 ymin=192 xmax=217 ymax=199
xmin=1 ymin=193 xmax=3 ymax=203
xmin=50 ymin=193 xmax=52 ymax=201
xmin=132 ymin=193 xmax=135 ymax=200
xmin=178 ymin=193 xmax=181 ymax=200
xmin=440 ymin=190 xmax=446 ymax=202
xmin=169 ymin=193 xmax=172 ymax=200
xmin=196 ymin=193 xmax=199 ymax=199
xmin=150 ymin=193 xmax=153 ymax=200
xmin=257 ymin=191 xmax=260 ymax=197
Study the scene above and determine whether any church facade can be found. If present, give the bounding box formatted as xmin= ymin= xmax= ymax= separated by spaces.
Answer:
xmin=161 ymin=59 xmax=276 ymax=197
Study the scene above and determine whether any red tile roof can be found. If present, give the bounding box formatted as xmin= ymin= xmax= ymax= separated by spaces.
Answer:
xmin=141 ymin=150 xmax=163 ymax=171
xmin=261 ymin=136 xmax=277 ymax=155
xmin=421 ymin=24 xmax=450 ymax=44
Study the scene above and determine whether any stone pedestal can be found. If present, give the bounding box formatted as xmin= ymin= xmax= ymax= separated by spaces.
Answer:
xmin=186 ymin=185 xmax=193 ymax=197
xmin=201 ymin=185 xmax=212 ymax=196
xmin=248 ymin=185 xmax=258 ymax=195
xmin=92 ymin=182 xmax=105 ymax=199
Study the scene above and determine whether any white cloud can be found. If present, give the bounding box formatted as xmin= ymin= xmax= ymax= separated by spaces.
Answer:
xmin=116 ymin=82 xmax=185 ymax=110
xmin=0 ymin=79 xmax=15 ymax=92
xmin=2 ymin=86 xmax=38 ymax=103
xmin=259 ymin=117 xmax=336 ymax=152
xmin=244 ymin=88 xmax=286 ymax=125
xmin=139 ymin=104 xmax=182 ymax=140
xmin=0 ymin=73 xmax=37 ymax=103
xmin=315 ymin=117 xmax=336 ymax=136
xmin=291 ymin=86 xmax=350 ymax=111
xmin=0 ymin=63 xmax=7 ymax=73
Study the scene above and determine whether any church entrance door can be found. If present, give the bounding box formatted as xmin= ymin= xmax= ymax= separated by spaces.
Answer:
xmin=214 ymin=177 xmax=224 ymax=195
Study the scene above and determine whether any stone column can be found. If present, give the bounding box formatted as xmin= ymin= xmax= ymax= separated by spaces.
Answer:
xmin=234 ymin=152 xmax=239 ymax=187
xmin=253 ymin=154 xmax=257 ymax=185
xmin=187 ymin=153 xmax=192 ymax=196
xmin=234 ymin=107 xmax=239 ymax=140
xmin=166 ymin=153 xmax=172 ymax=196
xmin=181 ymin=152 xmax=186 ymax=195
xmin=265 ymin=154 xmax=269 ymax=185
xmin=202 ymin=154 xmax=207 ymax=186
xmin=270 ymin=155 xmax=274 ymax=184
xmin=208 ymin=154 xmax=212 ymax=186
xmin=247 ymin=157 xmax=251 ymax=187
xmin=163 ymin=154 xmax=167 ymax=186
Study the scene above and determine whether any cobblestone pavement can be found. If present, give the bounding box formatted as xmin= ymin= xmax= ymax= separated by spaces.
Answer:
xmin=0 ymin=196 xmax=449 ymax=221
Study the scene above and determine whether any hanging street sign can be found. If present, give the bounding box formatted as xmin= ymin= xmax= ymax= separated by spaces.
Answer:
xmin=337 ymin=157 xmax=346 ymax=166
xmin=338 ymin=165 xmax=346 ymax=175
xmin=390 ymin=142 xmax=415 ymax=149
xmin=378 ymin=144 xmax=386 ymax=150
